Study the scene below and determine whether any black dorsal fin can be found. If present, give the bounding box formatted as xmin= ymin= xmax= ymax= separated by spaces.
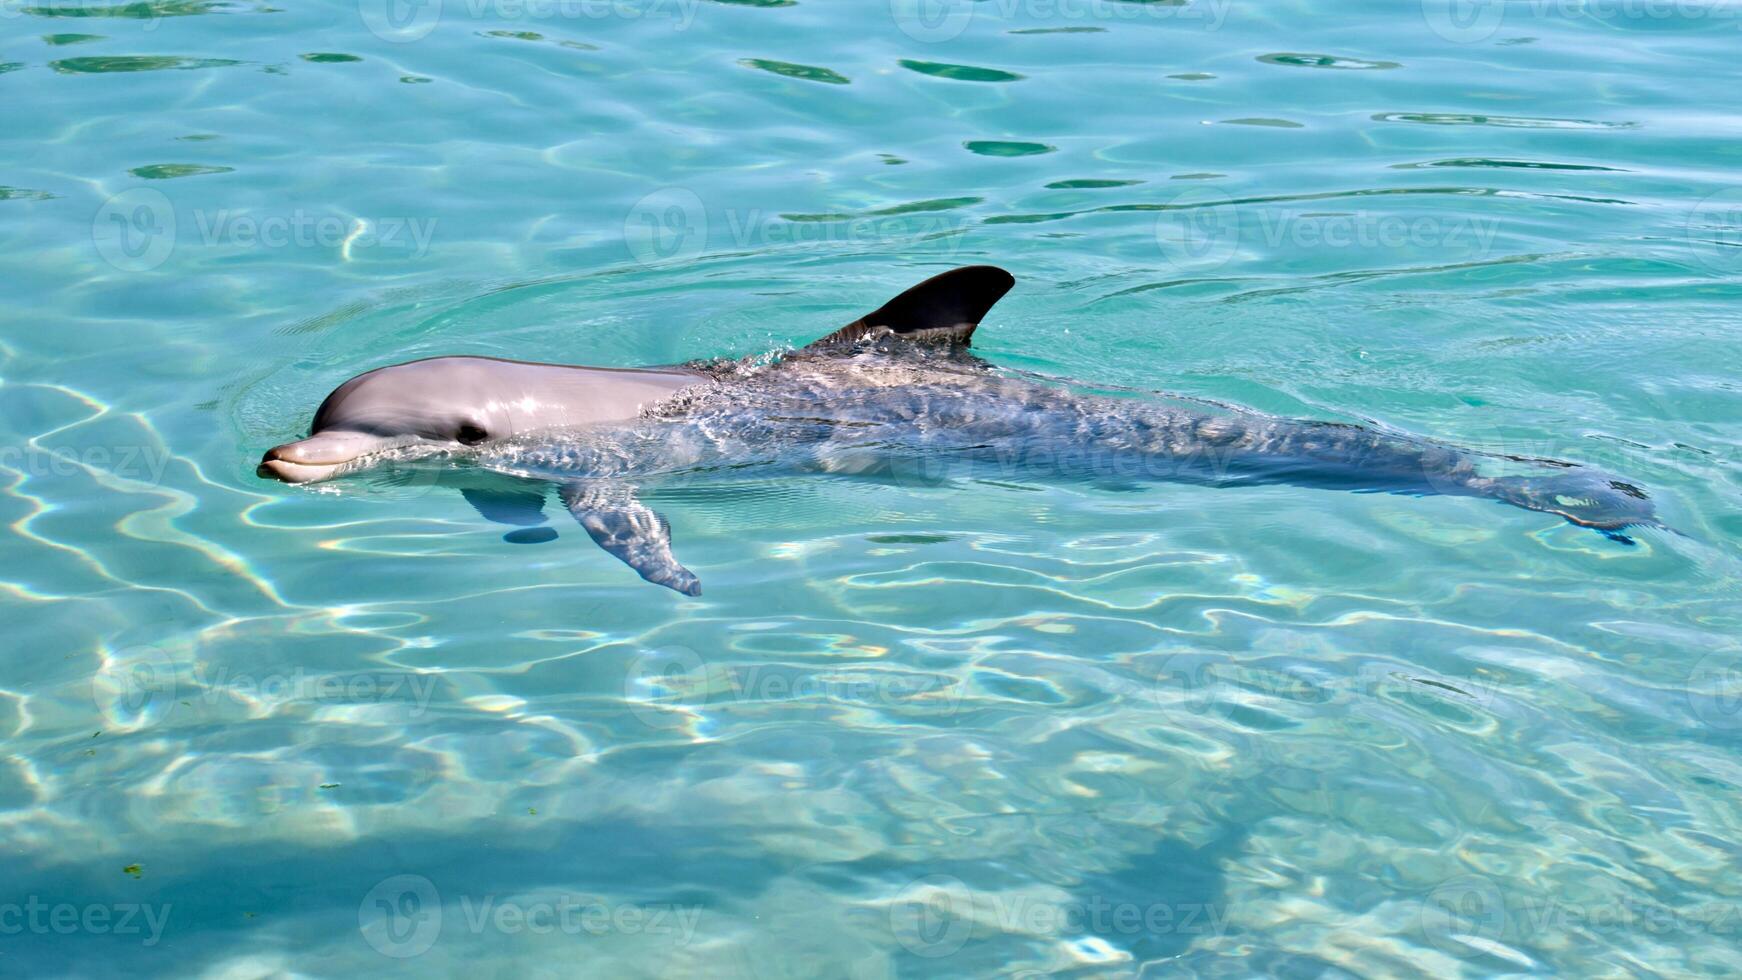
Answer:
xmin=806 ymin=265 xmax=1015 ymax=350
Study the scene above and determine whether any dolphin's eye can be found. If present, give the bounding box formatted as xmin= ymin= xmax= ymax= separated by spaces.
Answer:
xmin=456 ymin=423 xmax=489 ymax=446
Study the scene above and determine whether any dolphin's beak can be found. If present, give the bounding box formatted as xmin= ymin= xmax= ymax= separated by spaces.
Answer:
xmin=258 ymin=431 xmax=395 ymax=484
xmin=257 ymin=448 xmax=341 ymax=484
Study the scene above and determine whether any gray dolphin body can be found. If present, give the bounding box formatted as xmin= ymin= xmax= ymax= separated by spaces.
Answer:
xmin=261 ymin=266 xmax=1656 ymax=594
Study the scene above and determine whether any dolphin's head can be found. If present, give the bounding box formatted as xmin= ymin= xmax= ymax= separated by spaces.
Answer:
xmin=260 ymin=356 xmax=706 ymax=485
xmin=259 ymin=358 xmax=516 ymax=484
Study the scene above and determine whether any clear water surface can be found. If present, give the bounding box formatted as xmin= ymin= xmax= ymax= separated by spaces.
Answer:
xmin=3 ymin=0 xmax=1741 ymax=975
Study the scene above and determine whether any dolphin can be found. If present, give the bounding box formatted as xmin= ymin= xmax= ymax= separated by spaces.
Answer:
xmin=260 ymin=265 xmax=1657 ymax=594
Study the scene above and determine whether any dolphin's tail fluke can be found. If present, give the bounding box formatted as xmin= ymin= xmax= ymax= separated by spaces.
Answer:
xmin=1485 ymin=469 xmax=1658 ymax=542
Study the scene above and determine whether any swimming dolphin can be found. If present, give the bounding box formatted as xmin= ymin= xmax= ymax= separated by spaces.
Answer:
xmin=259 ymin=266 xmax=1656 ymax=594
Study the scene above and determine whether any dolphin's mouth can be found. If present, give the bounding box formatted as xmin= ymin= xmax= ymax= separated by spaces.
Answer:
xmin=257 ymin=450 xmax=348 ymax=484
xmin=257 ymin=441 xmax=363 ymax=483
xmin=258 ymin=429 xmax=462 ymax=485
xmin=258 ymin=430 xmax=420 ymax=484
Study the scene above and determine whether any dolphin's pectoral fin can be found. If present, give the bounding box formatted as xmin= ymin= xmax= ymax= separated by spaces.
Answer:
xmin=460 ymin=488 xmax=556 ymax=544
xmin=806 ymin=265 xmax=1015 ymax=350
xmin=560 ymin=484 xmax=701 ymax=596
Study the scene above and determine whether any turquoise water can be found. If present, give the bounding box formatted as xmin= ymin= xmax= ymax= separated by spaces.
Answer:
xmin=5 ymin=0 xmax=1742 ymax=974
